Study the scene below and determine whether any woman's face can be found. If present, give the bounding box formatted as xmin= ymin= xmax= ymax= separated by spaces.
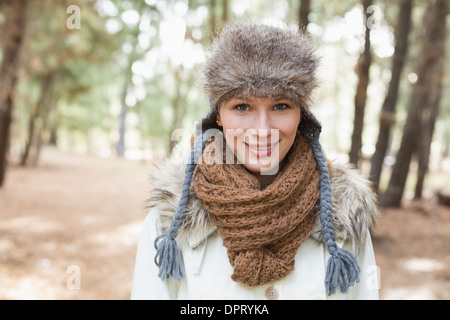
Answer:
xmin=217 ymin=96 xmax=301 ymax=175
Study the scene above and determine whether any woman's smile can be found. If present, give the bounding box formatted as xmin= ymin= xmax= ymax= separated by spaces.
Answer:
xmin=244 ymin=140 xmax=280 ymax=157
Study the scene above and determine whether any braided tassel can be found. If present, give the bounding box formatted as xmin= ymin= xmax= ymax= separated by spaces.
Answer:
xmin=153 ymin=148 xmax=196 ymax=280
xmin=154 ymin=112 xmax=216 ymax=281
xmin=305 ymin=126 xmax=360 ymax=295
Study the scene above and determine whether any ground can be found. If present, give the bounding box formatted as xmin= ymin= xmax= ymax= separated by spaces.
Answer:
xmin=0 ymin=147 xmax=449 ymax=300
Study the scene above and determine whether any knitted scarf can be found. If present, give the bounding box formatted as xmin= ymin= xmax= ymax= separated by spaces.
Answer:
xmin=193 ymin=134 xmax=321 ymax=287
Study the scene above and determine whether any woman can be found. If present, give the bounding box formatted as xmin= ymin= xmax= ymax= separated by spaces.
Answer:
xmin=131 ymin=22 xmax=380 ymax=300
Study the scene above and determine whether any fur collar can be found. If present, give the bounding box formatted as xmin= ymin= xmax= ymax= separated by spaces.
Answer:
xmin=148 ymin=143 xmax=379 ymax=255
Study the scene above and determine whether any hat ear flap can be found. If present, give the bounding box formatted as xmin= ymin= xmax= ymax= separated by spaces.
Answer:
xmin=298 ymin=108 xmax=322 ymax=137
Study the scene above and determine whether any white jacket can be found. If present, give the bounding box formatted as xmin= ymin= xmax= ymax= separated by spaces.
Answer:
xmin=131 ymin=145 xmax=380 ymax=300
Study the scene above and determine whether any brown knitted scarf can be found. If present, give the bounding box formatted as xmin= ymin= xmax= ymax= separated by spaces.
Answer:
xmin=193 ymin=134 xmax=321 ymax=287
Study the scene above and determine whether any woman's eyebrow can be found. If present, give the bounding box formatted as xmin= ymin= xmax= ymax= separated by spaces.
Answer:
xmin=270 ymin=96 xmax=294 ymax=103
xmin=228 ymin=97 xmax=249 ymax=103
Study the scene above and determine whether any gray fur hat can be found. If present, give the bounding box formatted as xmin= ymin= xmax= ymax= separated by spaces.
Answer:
xmin=203 ymin=22 xmax=319 ymax=112
xmin=154 ymin=22 xmax=360 ymax=296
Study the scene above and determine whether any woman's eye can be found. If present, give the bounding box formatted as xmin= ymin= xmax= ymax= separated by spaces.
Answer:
xmin=235 ymin=104 xmax=248 ymax=111
xmin=275 ymin=103 xmax=289 ymax=110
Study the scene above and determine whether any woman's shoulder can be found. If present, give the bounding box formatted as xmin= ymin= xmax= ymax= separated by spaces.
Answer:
xmin=311 ymin=161 xmax=380 ymax=254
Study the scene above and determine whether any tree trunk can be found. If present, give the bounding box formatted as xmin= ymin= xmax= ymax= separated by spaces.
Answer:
xmin=438 ymin=188 xmax=450 ymax=207
xmin=381 ymin=0 xmax=448 ymax=207
xmin=222 ymin=0 xmax=229 ymax=24
xmin=210 ymin=0 xmax=216 ymax=33
xmin=31 ymin=95 xmax=57 ymax=167
xmin=0 ymin=0 xmax=27 ymax=187
xmin=49 ymin=127 xmax=57 ymax=146
xmin=348 ymin=0 xmax=373 ymax=167
xmin=115 ymin=2 xmax=145 ymax=158
xmin=167 ymin=90 xmax=183 ymax=153
xmin=116 ymin=83 xmax=128 ymax=158
xmin=441 ymin=137 xmax=449 ymax=171
xmin=299 ymin=0 xmax=311 ymax=32
xmin=20 ymin=72 xmax=54 ymax=166
xmin=369 ymin=0 xmax=413 ymax=192
xmin=167 ymin=68 xmax=193 ymax=153
xmin=380 ymin=109 xmax=419 ymax=207
xmin=414 ymin=49 xmax=446 ymax=200
xmin=443 ymin=139 xmax=449 ymax=159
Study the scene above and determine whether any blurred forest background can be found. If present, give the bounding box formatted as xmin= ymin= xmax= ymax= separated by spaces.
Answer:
xmin=0 ymin=0 xmax=449 ymax=300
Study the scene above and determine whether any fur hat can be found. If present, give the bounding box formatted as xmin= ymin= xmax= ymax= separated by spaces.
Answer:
xmin=154 ymin=22 xmax=360 ymax=296
xmin=203 ymin=22 xmax=319 ymax=112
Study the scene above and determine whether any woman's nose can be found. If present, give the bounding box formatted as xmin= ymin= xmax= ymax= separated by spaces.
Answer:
xmin=253 ymin=111 xmax=271 ymax=131
xmin=245 ymin=112 xmax=274 ymax=142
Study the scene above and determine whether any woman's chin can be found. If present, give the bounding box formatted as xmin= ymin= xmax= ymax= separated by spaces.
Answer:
xmin=241 ymin=161 xmax=281 ymax=176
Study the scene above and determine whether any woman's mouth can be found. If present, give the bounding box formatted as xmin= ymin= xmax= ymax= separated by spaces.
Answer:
xmin=245 ymin=141 xmax=279 ymax=157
